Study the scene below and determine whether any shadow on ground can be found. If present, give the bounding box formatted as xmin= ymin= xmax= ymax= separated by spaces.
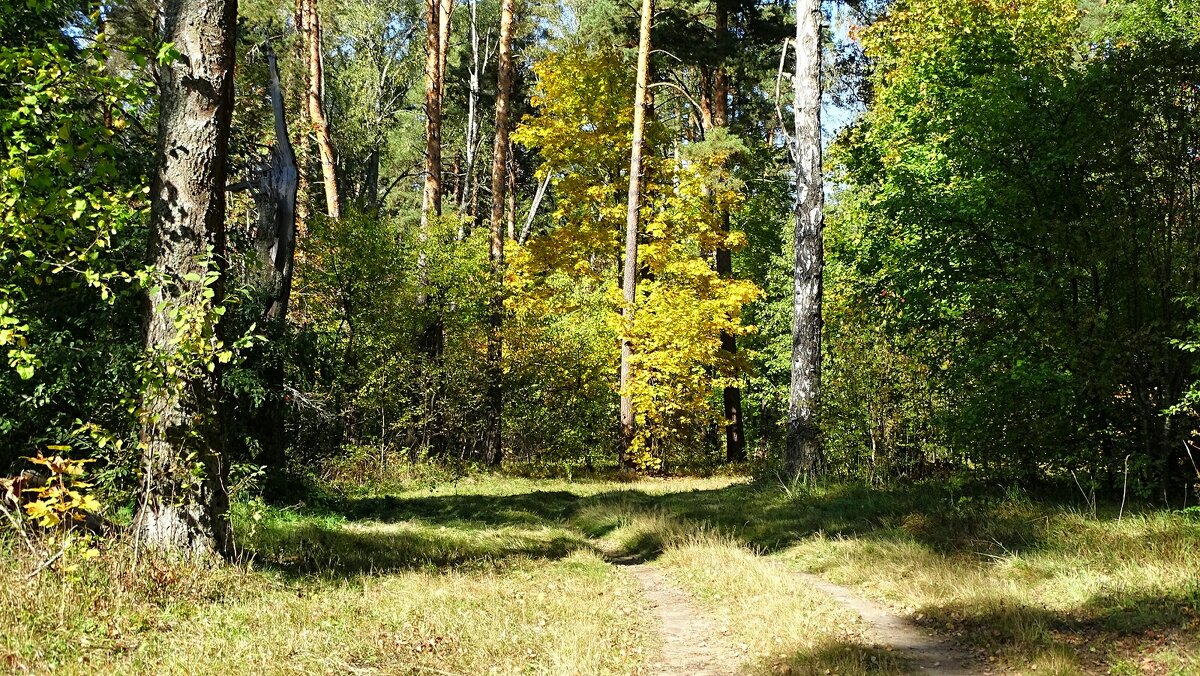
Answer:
xmin=244 ymin=477 xmax=1200 ymax=670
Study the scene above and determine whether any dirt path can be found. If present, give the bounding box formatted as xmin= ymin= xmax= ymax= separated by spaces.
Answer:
xmin=621 ymin=563 xmax=740 ymax=676
xmin=793 ymin=571 xmax=982 ymax=675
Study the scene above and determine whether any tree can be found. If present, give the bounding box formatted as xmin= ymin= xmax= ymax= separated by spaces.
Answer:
xmin=138 ymin=0 xmax=238 ymax=557
xmin=460 ymin=0 xmax=494 ymax=222
xmin=300 ymin=0 xmax=341 ymax=219
xmin=485 ymin=0 xmax=515 ymax=465
xmin=420 ymin=0 xmax=453 ymax=239
xmin=786 ymin=0 xmax=824 ymax=478
xmin=233 ymin=42 xmax=300 ymax=475
xmin=619 ymin=0 xmax=655 ymax=463
xmin=708 ymin=0 xmax=746 ymax=463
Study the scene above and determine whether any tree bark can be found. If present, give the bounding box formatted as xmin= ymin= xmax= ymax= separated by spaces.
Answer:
xmin=786 ymin=0 xmax=824 ymax=479
xmin=301 ymin=0 xmax=340 ymax=219
xmin=244 ymin=43 xmax=300 ymax=478
xmin=418 ymin=0 xmax=452 ymax=303
xmin=619 ymin=0 xmax=654 ymax=464
xmin=485 ymin=0 xmax=515 ymax=466
xmin=259 ymin=45 xmax=301 ymax=323
xmin=138 ymin=0 xmax=238 ymax=559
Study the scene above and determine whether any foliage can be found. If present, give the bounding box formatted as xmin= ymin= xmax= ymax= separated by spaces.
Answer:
xmin=512 ymin=47 xmax=761 ymax=469
xmin=0 ymin=2 xmax=159 ymax=482
xmin=823 ymin=0 xmax=1200 ymax=488
xmin=6 ymin=450 xmax=102 ymax=530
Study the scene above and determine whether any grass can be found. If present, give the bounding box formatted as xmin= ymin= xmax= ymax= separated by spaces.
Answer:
xmin=785 ymin=499 xmax=1200 ymax=674
xmin=3 ymin=470 xmax=1200 ymax=674
xmin=659 ymin=540 xmax=909 ymax=675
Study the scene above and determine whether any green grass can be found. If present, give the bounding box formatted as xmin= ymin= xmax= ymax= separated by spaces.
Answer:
xmin=3 ymin=472 xmax=1200 ymax=674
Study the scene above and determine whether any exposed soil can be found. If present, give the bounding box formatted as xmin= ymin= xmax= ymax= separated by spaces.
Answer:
xmin=793 ymin=571 xmax=984 ymax=675
xmin=621 ymin=562 xmax=740 ymax=676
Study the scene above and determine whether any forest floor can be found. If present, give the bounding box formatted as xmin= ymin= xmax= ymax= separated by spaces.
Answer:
xmin=2 ymin=473 xmax=1200 ymax=674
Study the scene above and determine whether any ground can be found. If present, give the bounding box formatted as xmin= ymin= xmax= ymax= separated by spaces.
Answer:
xmin=2 ymin=473 xmax=1199 ymax=674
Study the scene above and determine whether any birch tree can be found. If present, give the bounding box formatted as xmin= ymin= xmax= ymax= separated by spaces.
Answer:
xmin=786 ymin=0 xmax=824 ymax=478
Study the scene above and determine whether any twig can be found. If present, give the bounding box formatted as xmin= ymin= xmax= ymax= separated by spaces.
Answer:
xmin=1118 ymin=454 xmax=1130 ymax=521
xmin=1183 ymin=440 xmax=1200 ymax=479
xmin=646 ymin=81 xmax=705 ymax=135
xmin=774 ymin=37 xmax=796 ymax=160
xmin=1070 ymin=470 xmax=1095 ymax=516
xmin=0 ymin=501 xmax=36 ymax=555
xmin=27 ymin=534 xmax=74 ymax=579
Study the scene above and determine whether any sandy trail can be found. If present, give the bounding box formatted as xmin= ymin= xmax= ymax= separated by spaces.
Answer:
xmin=621 ymin=562 xmax=739 ymax=676
xmin=793 ymin=571 xmax=983 ymax=675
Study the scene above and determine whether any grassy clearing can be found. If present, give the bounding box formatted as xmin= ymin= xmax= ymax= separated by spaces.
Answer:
xmin=785 ymin=500 xmax=1200 ymax=674
xmin=4 ymin=472 xmax=1200 ymax=674
xmin=563 ymin=477 xmax=1200 ymax=674
xmin=659 ymin=540 xmax=909 ymax=675
xmin=0 ymin=483 xmax=658 ymax=675
xmin=574 ymin=501 xmax=908 ymax=674
xmin=1 ymin=543 xmax=650 ymax=674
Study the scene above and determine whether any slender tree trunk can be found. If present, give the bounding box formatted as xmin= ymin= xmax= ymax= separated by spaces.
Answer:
xmin=302 ymin=0 xmax=340 ymax=219
xmin=419 ymin=0 xmax=452 ymax=300
xmin=707 ymin=0 xmax=746 ymax=462
xmin=786 ymin=0 xmax=824 ymax=479
xmin=460 ymin=0 xmax=488 ymax=219
xmin=519 ymin=170 xmax=550 ymax=243
xmin=619 ymin=0 xmax=654 ymax=464
xmin=138 ymin=0 xmax=238 ymax=559
xmin=291 ymin=0 xmax=311 ymax=263
xmin=506 ymin=149 xmax=517 ymax=240
xmin=486 ymin=0 xmax=515 ymax=466
xmin=417 ymin=0 xmax=453 ymax=457
xmin=420 ymin=0 xmax=442 ymax=244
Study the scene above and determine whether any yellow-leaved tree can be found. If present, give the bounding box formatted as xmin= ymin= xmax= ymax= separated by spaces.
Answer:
xmin=511 ymin=46 xmax=761 ymax=469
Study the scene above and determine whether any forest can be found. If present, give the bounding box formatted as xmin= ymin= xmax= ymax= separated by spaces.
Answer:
xmin=2 ymin=0 xmax=1200 ymax=672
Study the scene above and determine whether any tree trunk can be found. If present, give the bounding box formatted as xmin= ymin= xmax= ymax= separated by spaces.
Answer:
xmin=416 ymin=0 xmax=453 ymax=458
xmin=506 ymin=149 xmax=517 ymax=240
xmin=291 ymin=0 xmax=311 ymax=261
xmin=259 ymin=45 xmax=301 ymax=323
xmin=485 ymin=0 xmax=515 ymax=466
xmin=245 ymin=43 xmax=300 ymax=478
xmin=786 ymin=0 xmax=824 ymax=479
xmin=419 ymin=0 xmax=452 ymax=302
xmin=709 ymin=0 xmax=745 ymax=463
xmin=137 ymin=0 xmax=238 ymax=559
xmin=460 ymin=0 xmax=489 ymax=219
xmin=619 ymin=0 xmax=654 ymax=464
xmin=302 ymin=0 xmax=340 ymax=219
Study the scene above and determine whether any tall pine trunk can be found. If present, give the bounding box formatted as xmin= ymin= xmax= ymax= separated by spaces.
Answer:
xmin=619 ymin=0 xmax=654 ymax=464
xmin=417 ymin=0 xmax=452 ymax=456
xmin=786 ymin=0 xmax=824 ymax=478
xmin=138 ymin=0 xmax=238 ymax=558
xmin=486 ymin=0 xmax=515 ymax=466
xmin=301 ymin=0 xmax=340 ymax=219
xmin=419 ymin=0 xmax=444 ymax=255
